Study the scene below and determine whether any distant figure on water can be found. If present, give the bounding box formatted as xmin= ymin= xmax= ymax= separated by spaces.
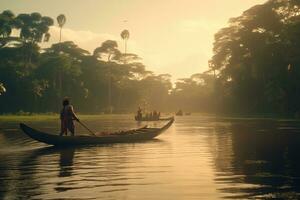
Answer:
xmin=153 ymin=110 xmax=158 ymax=120
xmin=136 ymin=107 xmax=142 ymax=120
xmin=60 ymin=98 xmax=80 ymax=136
xmin=135 ymin=107 xmax=161 ymax=121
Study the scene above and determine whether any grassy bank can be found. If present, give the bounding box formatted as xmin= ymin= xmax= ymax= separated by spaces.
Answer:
xmin=0 ymin=114 xmax=133 ymax=122
xmin=0 ymin=114 xmax=58 ymax=122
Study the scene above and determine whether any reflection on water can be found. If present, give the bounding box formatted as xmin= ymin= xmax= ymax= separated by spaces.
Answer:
xmin=212 ymin=120 xmax=300 ymax=199
xmin=58 ymin=148 xmax=75 ymax=177
xmin=1 ymin=115 xmax=300 ymax=199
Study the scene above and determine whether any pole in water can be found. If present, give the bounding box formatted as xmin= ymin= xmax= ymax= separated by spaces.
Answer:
xmin=78 ymin=121 xmax=97 ymax=136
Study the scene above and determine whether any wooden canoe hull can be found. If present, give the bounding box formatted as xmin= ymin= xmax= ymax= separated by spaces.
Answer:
xmin=19 ymin=117 xmax=174 ymax=146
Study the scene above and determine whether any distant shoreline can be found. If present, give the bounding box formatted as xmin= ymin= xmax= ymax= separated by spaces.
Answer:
xmin=1 ymin=113 xmax=300 ymax=122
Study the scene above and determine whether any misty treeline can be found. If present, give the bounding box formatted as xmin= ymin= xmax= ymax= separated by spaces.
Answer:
xmin=2 ymin=0 xmax=300 ymax=116
xmin=0 ymin=10 xmax=214 ymax=114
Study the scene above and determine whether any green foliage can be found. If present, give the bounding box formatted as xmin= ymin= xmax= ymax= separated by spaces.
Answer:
xmin=0 ymin=10 xmax=15 ymax=38
xmin=0 ymin=10 xmax=177 ymax=114
xmin=170 ymin=73 xmax=215 ymax=112
xmin=210 ymin=0 xmax=300 ymax=116
xmin=57 ymin=14 xmax=66 ymax=28
xmin=16 ymin=12 xmax=53 ymax=43
xmin=93 ymin=40 xmax=121 ymax=62
xmin=0 ymin=10 xmax=20 ymax=48
xmin=0 ymin=83 xmax=6 ymax=95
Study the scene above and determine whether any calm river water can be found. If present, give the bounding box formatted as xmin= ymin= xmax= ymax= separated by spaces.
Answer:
xmin=1 ymin=115 xmax=300 ymax=199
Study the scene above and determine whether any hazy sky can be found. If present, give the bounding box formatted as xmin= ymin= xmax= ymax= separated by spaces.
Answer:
xmin=1 ymin=0 xmax=266 ymax=80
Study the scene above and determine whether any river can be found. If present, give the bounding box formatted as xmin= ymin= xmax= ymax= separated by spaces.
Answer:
xmin=0 ymin=115 xmax=300 ymax=199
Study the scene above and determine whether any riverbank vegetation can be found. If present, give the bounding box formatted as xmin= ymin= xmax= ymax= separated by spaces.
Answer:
xmin=0 ymin=113 xmax=134 ymax=122
xmin=210 ymin=0 xmax=300 ymax=117
xmin=1 ymin=0 xmax=300 ymax=117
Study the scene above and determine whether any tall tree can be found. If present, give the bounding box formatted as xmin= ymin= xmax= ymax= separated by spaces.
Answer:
xmin=94 ymin=40 xmax=122 ymax=113
xmin=57 ymin=14 xmax=66 ymax=43
xmin=56 ymin=14 xmax=67 ymax=97
xmin=120 ymin=29 xmax=130 ymax=63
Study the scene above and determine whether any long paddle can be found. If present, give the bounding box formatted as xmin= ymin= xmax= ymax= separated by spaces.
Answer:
xmin=77 ymin=120 xmax=97 ymax=136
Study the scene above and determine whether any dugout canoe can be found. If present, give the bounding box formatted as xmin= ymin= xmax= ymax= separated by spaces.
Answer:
xmin=19 ymin=117 xmax=174 ymax=146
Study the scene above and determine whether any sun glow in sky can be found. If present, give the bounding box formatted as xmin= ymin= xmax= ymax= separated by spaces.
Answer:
xmin=1 ymin=0 xmax=266 ymax=80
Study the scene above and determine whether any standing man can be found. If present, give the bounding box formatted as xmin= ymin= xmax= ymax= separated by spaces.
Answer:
xmin=60 ymin=98 xmax=80 ymax=136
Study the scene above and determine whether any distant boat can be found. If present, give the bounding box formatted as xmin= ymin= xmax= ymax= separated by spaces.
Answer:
xmin=176 ymin=110 xmax=183 ymax=116
xmin=19 ymin=117 xmax=174 ymax=146
xmin=135 ymin=116 xmax=174 ymax=122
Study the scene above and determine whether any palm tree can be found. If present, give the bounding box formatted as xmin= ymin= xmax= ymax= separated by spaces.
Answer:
xmin=57 ymin=14 xmax=66 ymax=43
xmin=120 ymin=29 xmax=129 ymax=63
xmin=56 ymin=14 xmax=66 ymax=97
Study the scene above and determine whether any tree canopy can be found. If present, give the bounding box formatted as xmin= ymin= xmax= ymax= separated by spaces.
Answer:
xmin=210 ymin=0 xmax=300 ymax=116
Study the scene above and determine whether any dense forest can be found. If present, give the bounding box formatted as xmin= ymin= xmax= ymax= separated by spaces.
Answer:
xmin=2 ymin=0 xmax=300 ymax=116
xmin=210 ymin=0 xmax=300 ymax=116
xmin=0 ymin=10 xmax=215 ymax=114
